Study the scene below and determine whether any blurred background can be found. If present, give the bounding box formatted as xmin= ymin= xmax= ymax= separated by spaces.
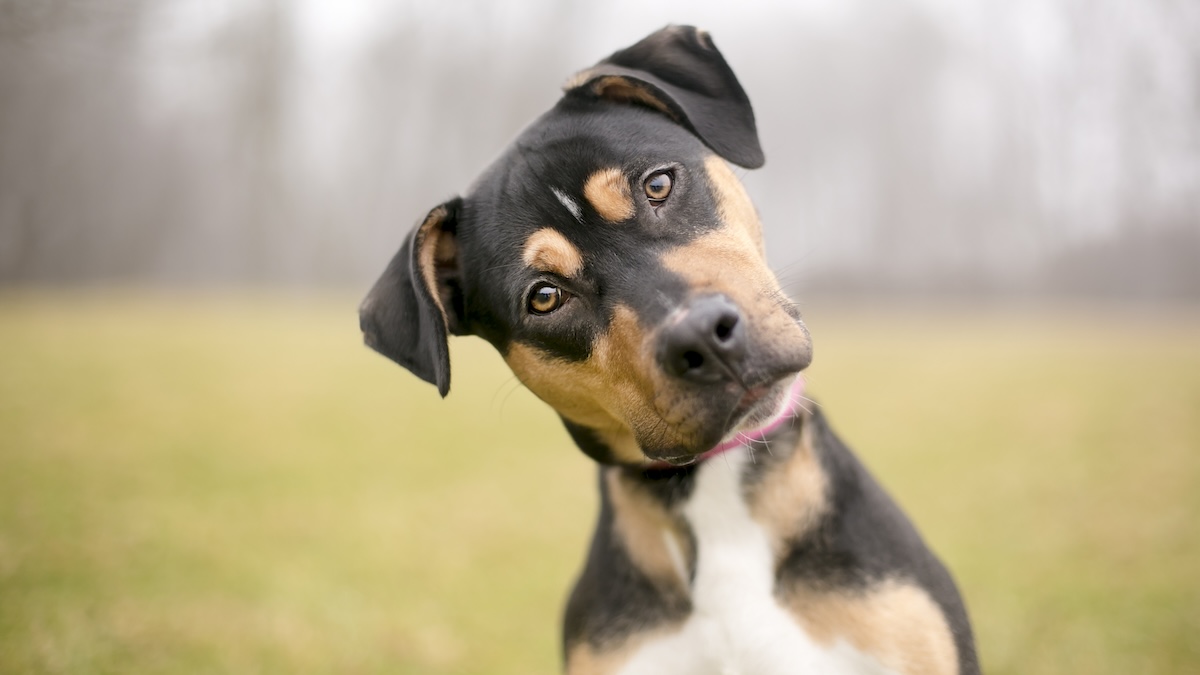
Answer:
xmin=1 ymin=0 xmax=1198 ymax=673
xmin=3 ymin=0 xmax=1198 ymax=295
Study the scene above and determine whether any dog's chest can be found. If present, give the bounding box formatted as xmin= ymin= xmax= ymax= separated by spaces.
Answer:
xmin=616 ymin=449 xmax=896 ymax=675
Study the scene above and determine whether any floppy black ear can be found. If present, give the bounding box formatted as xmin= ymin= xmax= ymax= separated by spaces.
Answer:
xmin=563 ymin=25 xmax=764 ymax=169
xmin=359 ymin=198 xmax=464 ymax=397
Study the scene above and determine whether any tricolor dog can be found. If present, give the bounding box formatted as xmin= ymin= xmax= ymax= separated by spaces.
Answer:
xmin=361 ymin=25 xmax=979 ymax=675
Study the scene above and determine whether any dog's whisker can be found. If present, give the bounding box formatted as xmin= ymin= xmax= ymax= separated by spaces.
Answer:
xmin=490 ymin=374 xmax=522 ymax=411
xmin=356 ymin=24 xmax=979 ymax=672
xmin=496 ymin=378 xmax=527 ymax=414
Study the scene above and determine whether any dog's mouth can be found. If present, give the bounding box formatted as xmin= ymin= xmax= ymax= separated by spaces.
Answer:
xmin=731 ymin=383 xmax=779 ymax=427
xmin=644 ymin=374 xmax=805 ymax=467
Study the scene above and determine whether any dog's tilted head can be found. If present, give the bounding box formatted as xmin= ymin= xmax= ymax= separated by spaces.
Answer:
xmin=361 ymin=25 xmax=812 ymax=466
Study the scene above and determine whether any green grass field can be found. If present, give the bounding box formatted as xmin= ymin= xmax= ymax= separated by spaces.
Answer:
xmin=1 ymin=292 xmax=1198 ymax=674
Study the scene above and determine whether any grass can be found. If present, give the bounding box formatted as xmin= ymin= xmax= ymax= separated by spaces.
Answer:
xmin=0 ymin=291 xmax=1198 ymax=674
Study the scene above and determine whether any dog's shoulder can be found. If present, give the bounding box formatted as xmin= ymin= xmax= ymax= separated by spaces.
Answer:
xmin=563 ymin=409 xmax=979 ymax=675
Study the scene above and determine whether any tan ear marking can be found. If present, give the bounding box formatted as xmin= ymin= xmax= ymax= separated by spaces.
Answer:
xmin=583 ymin=167 xmax=635 ymax=223
xmin=562 ymin=67 xmax=598 ymax=92
xmin=522 ymin=228 xmax=584 ymax=278
xmin=415 ymin=205 xmax=452 ymax=323
xmin=589 ymin=76 xmax=677 ymax=120
xmin=564 ymin=70 xmax=679 ymax=124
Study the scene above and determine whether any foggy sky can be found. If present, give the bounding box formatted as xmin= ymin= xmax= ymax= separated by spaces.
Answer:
xmin=1 ymin=0 xmax=1197 ymax=299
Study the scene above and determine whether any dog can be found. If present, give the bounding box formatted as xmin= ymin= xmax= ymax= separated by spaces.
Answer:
xmin=360 ymin=25 xmax=979 ymax=675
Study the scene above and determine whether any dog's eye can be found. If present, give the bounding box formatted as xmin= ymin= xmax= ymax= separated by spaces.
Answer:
xmin=528 ymin=283 xmax=566 ymax=315
xmin=644 ymin=171 xmax=673 ymax=203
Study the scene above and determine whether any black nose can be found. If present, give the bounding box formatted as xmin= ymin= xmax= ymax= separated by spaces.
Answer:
xmin=657 ymin=295 xmax=746 ymax=384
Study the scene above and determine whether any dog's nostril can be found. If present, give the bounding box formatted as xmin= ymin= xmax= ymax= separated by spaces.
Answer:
xmin=714 ymin=315 xmax=737 ymax=343
xmin=657 ymin=295 xmax=746 ymax=383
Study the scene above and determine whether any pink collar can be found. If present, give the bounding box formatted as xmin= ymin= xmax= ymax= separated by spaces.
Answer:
xmin=646 ymin=375 xmax=806 ymax=469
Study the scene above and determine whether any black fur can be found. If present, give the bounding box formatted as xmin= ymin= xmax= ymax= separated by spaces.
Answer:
xmin=361 ymin=25 xmax=979 ymax=674
xmin=780 ymin=409 xmax=980 ymax=672
xmin=563 ymin=471 xmax=693 ymax=649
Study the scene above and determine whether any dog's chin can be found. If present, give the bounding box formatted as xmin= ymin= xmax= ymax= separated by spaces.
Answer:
xmin=641 ymin=373 xmax=801 ymax=466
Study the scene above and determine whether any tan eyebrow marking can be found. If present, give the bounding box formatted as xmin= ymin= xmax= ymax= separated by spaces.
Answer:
xmin=583 ymin=167 xmax=635 ymax=223
xmin=522 ymin=227 xmax=584 ymax=278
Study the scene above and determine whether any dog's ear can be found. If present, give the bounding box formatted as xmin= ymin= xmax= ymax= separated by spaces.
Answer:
xmin=359 ymin=197 xmax=464 ymax=398
xmin=564 ymin=25 xmax=764 ymax=169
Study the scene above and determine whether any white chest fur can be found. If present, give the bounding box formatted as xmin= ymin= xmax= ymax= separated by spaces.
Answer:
xmin=615 ymin=448 xmax=897 ymax=675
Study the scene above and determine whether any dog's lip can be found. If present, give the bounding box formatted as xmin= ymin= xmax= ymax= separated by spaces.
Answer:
xmin=644 ymin=374 xmax=805 ymax=468
xmin=717 ymin=374 xmax=803 ymax=442
xmin=731 ymin=384 xmax=773 ymax=422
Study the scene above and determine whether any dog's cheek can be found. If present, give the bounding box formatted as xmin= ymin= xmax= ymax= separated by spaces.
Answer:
xmin=703 ymin=155 xmax=765 ymax=254
xmin=504 ymin=305 xmax=675 ymax=463
xmin=503 ymin=346 xmax=647 ymax=464
xmin=504 ymin=343 xmax=613 ymax=429
xmin=596 ymin=307 xmax=710 ymax=454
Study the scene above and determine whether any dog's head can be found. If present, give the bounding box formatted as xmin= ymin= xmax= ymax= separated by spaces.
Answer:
xmin=361 ymin=26 xmax=812 ymax=465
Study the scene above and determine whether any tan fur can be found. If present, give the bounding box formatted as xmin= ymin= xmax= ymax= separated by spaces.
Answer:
xmin=605 ymin=469 xmax=693 ymax=594
xmin=660 ymin=156 xmax=807 ymax=358
xmin=504 ymin=305 xmax=650 ymax=463
xmin=748 ymin=411 xmax=829 ymax=556
xmin=565 ymin=643 xmax=625 ymax=675
xmin=703 ymin=154 xmax=765 ymax=252
xmin=589 ymin=76 xmax=677 ymax=120
xmin=562 ymin=70 xmax=679 ymax=124
xmin=522 ymin=228 xmax=584 ymax=278
xmin=504 ymin=305 xmax=717 ymax=461
xmin=415 ymin=205 xmax=453 ymax=324
xmin=561 ymin=67 xmax=598 ymax=92
xmin=583 ymin=167 xmax=635 ymax=223
xmin=785 ymin=580 xmax=960 ymax=675
xmin=566 ymin=628 xmax=679 ymax=675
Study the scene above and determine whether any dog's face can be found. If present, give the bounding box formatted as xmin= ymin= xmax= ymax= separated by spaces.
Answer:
xmin=361 ymin=26 xmax=811 ymax=465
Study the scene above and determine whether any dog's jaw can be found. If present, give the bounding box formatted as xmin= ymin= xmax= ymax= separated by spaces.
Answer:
xmin=644 ymin=373 xmax=806 ymax=468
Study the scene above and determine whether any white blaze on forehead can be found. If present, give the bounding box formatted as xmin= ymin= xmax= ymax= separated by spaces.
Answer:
xmin=551 ymin=186 xmax=584 ymax=223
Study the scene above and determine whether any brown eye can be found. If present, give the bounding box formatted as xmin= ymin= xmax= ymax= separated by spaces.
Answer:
xmin=644 ymin=171 xmax=673 ymax=203
xmin=528 ymin=284 xmax=565 ymax=314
